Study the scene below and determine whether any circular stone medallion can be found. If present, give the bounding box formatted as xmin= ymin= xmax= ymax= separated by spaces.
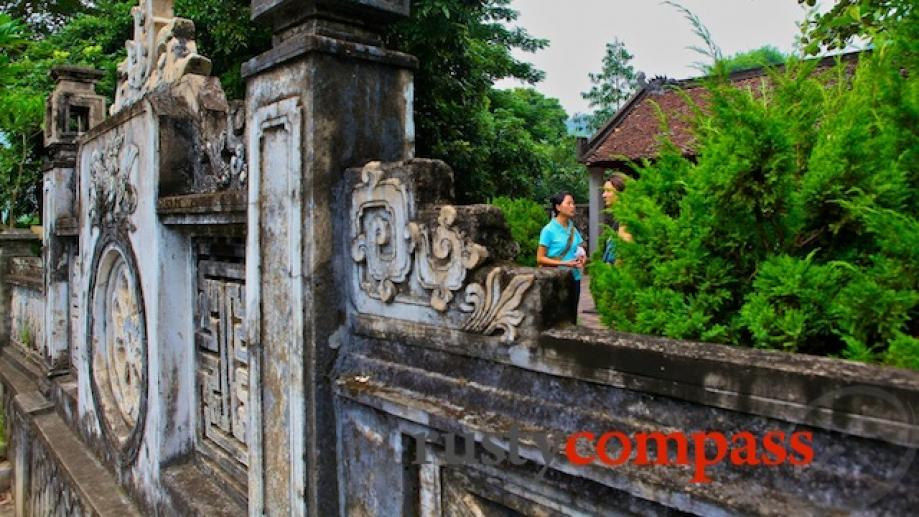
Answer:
xmin=88 ymin=238 xmax=147 ymax=463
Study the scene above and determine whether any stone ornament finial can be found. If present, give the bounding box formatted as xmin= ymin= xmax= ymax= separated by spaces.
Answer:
xmin=110 ymin=0 xmax=212 ymax=115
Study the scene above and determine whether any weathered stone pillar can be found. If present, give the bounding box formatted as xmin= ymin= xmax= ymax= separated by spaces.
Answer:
xmin=242 ymin=1 xmax=415 ymax=514
xmin=42 ymin=66 xmax=106 ymax=375
xmin=588 ymin=166 xmax=604 ymax=255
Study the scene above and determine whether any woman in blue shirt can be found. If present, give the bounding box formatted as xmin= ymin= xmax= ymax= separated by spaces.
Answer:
xmin=537 ymin=192 xmax=585 ymax=308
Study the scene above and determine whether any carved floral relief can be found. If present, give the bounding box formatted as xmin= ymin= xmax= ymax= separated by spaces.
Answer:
xmin=88 ymin=134 xmax=139 ymax=232
xmin=350 ymin=162 xmax=536 ymax=340
xmin=461 ymin=268 xmax=535 ymax=343
xmin=88 ymin=241 xmax=148 ymax=463
xmin=409 ymin=205 xmax=488 ymax=311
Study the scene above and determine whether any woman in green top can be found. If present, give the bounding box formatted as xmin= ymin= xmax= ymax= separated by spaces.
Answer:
xmin=536 ymin=192 xmax=585 ymax=308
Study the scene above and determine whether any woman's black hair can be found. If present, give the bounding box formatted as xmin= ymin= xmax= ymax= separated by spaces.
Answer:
xmin=549 ymin=191 xmax=573 ymax=217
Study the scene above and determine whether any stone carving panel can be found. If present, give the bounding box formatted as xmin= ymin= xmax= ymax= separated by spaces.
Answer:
xmin=351 ymin=162 xmax=413 ymax=303
xmin=461 ymin=268 xmax=535 ymax=343
xmin=349 ymin=161 xmax=537 ymax=341
xmin=351 ymin=162 xmax=495 ymax=311
xmin=88 ymin=239 xmax=147 ymax=463
xmin=409 ymin=206 xmax=488 ymax=311
xmin=206 ymin=102 xmax=247 ymax=189
xmin=88 ymin=134 xmax=139 ymax=232
xmin=111 ymin=0 xmax=211 ymax=115
xmin=30 ymin=441 xmax=87 ymax=517
xmin=196 ymin=259 xmax=249 ymax=471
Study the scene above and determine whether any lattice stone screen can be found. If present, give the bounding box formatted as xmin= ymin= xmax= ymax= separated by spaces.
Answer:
xmin=195 ymin=250 xmax=248 ymax=482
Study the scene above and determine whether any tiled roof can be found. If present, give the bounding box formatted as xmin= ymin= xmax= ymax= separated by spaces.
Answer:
xmin=579 ymin=51 xmax=864 ymax=168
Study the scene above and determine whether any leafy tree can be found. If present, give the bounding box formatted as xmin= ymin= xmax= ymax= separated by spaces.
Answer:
xmin=0 ymin=14 xmax=43 ymax=227
xmin=665 ymin=2 xmax=786 ymax=76
xmin=174 ymin=0 xmax=269 ymax=99
xmin=0 ymin=0 xmax=90 ymax=34
xmin=491 ymin=196 xmax=546 ymax=266
xmin=535 ymin=134 xmax=587 ymax=204
xmin=0 ymin=92 xmax=43 ymax=228
xmin=589 ymin=10 xmax=919 ymax=370
xmin=485 ymin=88 xmax=586 ymax=202
xmin=798 ymin=0 xmax=914 ymax=54
xmin=580 ymin=38 xmax=637 ymax=132
xmin=0 ymin=12 xmax=28 ymax=86
xmin=665 ymin=0 xmax=722 ymax=73
xmin=385 ymin=0 xmax=549 ymax=203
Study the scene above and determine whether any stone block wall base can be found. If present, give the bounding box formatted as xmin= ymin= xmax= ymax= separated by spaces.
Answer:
xmin=0 ymin=349 xmax=140 ymax=517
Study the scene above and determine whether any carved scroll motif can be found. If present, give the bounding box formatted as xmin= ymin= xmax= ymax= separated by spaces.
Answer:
xmin=409 ymin=206 xmax=488 ymax=311
xmin=461 ymin=268 xmax=535 ymax=342
xmin=88 ymin=135 xmax=139 ymax=232
xmin=351 ymin=162 xmax=413 ymax=302
xmin=110 ymin=0 xmax=212 ymax=115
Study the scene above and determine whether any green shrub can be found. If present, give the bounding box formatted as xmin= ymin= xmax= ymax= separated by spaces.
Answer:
xmin=19 ymin=321 xmax=32 ymax=348
xmin=492 ymin=196 xmax=549 ymax=267
xmin=590 ymin=14 xmax=918 ymax=370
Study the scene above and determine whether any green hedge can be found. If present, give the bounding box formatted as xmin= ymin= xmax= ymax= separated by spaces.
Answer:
xmin=491 ymin=196 xmax=548 ymax=267
xmin=589 ymin=21 xmax=918 ymax=370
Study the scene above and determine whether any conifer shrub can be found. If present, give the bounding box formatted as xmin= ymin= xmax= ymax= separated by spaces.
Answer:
xmin=589 ymin=20 xmax=918 ymax=370
xmin=491 ymin=196 xmax=548 ymax=267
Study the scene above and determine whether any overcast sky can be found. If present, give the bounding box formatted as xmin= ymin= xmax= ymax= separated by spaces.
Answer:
xmin=494 ymin=0 xmax=814 ymax=116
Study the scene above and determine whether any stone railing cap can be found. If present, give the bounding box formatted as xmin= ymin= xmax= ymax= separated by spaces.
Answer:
xmin=51 ymin=65 xmax=105 ymax=83
xmin=252 ymin=0 xmax=410 ymax=25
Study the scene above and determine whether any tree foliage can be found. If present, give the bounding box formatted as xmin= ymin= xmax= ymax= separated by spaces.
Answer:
xmin=386 ymin=0 xmax=586 ymax=203
xmin=174 ymin=0 xmax=269 ymax=99
xmin=490 ymin=196 xmax=547 ymax=266
xmin=589 ymin=11 xmax=919 ymax=370
xmin=0 ymin=0 xmax=89 ymax=35
xmin=485 ymin=88 xmax=586 ymax=203
xmin=718 ymin=45 xmax=787 ymax=74
xmin=0 ymin=13 xmax=45 ymax=226
xmin=0 ymin=0 xmax=583 ymax=222
xmin=798 ymin=0 xmax=914 ymax=54
xmin=580 ymin=38 xmax=638 ymax=133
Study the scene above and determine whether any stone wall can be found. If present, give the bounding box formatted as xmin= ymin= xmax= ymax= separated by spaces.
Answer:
xmin=7 ymin=257 xmax=43 ymax=364
xmin=333 ymin=325 xmax=919 ymax=515
xmin=0 ymin=232 xmax=39 ymax=350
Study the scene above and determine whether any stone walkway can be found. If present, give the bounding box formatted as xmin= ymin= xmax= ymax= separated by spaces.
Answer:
xmin=577 ymin=275 xmax=605 ymax=330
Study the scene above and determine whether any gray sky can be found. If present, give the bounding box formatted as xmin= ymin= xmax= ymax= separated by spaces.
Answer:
xmin=495 ymin=0 xmax=812 ymax=116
